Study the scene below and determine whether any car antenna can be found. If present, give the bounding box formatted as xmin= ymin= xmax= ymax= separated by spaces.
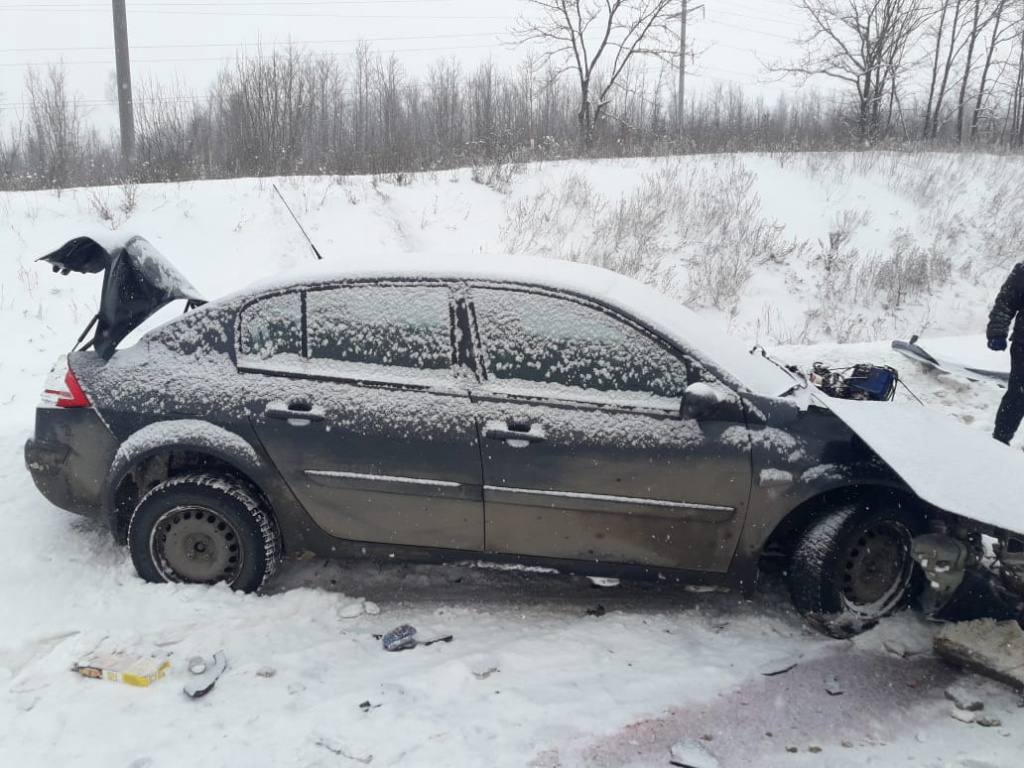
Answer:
xmin=272 ymin=184 xmax=323 ymax=261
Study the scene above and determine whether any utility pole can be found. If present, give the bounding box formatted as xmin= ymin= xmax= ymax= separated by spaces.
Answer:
xmin=678 ymin=2 xmax=704 ymax=136
xmin=112 ymin=0 xmax=135 ymax=159
xmin=679 ymin=0 xmax=687 ymax=134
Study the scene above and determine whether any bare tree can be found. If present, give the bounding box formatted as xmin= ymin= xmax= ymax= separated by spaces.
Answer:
xmin=24 ymin=63 xmax=83 ymax=187
xmin=512 ymin=0 xmax=678 ymax=148
xmin=964 ymin=0 xmax=1016 ymax=143
xmin=777 ymin=0 xmax=929 ymax=141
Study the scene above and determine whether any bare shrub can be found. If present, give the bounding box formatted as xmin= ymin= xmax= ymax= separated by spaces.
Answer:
xmin=120 ymin=177 xmax=139 ymax=216
xmin=867 ymin=230 xmax=953 ymax=309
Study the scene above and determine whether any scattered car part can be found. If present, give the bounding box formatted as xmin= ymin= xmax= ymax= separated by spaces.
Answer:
xmin=380 ymin=625 xmax=453 ymax=652
xmin=934 ymin=619 xmax=1024 ymax=691
xmin=892 ymin=337 xmax=1009 ymax=385
xmin=183 ymin=650 xmax=227 ymax=699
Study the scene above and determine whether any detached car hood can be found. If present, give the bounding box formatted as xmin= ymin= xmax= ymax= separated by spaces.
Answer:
xmin=40 ymin=235 xmax=205 ymax=360
xmin=819 ymin=394 xmax=1024 ymax=536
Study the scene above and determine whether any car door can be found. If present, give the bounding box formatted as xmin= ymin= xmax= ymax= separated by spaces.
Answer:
xmin=238 ymin=281 xmax=484 ymax=551
xmin=467 ymin=285 xmax=753 ymax=573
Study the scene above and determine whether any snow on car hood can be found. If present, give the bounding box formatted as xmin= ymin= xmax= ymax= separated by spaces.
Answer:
xmin=819 ymin=394 xmax=1024 ymax=535
xmin=39 ymin=234 xmax=205 ymax=360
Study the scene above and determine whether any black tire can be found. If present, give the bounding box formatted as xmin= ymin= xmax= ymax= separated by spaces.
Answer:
xmin=789 ymin=500 xmax=923 ymax=637
xmin=128 ymin=473 xmax=281 ymax=592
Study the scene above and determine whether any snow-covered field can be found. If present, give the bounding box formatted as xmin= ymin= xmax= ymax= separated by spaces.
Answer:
xmin=2 ymin=153 xmax=1023 ymax=767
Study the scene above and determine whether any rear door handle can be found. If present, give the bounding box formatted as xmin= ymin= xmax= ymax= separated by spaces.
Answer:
xmin=266 ymin=402 xmax=325 ymax=424
xmin=483 ymin=420 xmax=546 ymax=444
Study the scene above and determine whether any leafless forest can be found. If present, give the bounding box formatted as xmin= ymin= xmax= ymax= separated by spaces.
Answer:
xmin=4 ymin=0 xmax=1024 ymax=190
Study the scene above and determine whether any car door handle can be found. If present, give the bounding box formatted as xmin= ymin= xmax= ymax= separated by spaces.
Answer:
xmin=483 ymin=420 xmax=546 ymax=444
xmin=265 ymin=403 xmax=325 ymax=423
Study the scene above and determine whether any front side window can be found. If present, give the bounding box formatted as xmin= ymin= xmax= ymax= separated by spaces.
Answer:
xmin=472 ymin=287 xmax=691 ymax=403
xmin=306 ymin=285 xmax=452 ymax=371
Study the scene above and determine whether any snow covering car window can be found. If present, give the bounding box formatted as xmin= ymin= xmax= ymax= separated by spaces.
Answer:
xmin=473 ymin=288 xmax=690 ymax=399
xmin=238 ymin=292 xmax=302 ymax=361
xmin=306 ymin=285 xmax=452 ymax=371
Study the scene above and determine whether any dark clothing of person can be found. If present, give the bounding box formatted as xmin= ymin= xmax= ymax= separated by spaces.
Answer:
xmin=993 ymin=340 xmax=1024 ymax=444
xmin=988 ymin=263 xmax=1024 ymax=443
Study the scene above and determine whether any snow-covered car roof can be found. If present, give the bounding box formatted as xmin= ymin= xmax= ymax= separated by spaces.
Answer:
xmin=232 ymin=254 xmax=796 ymax=397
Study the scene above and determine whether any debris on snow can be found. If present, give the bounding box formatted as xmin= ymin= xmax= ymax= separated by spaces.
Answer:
xmin=337 ymin=601 xmax=366 ymax=619
xmin=668 ymin=738 xmax=720 ymax=768
xmin=585 ymin=605 xmax=606 ymax=617
xmin=950 ymin=709 xmax=976 ymax=724
xmin=933 ymin=619 xmax=1024 ymax=691
xmin=72 ymin=652 xmax=169 ymax=687
xmin=944 ymin=685 xmax=985 ymax=712
xmin=380 ymin=624 xmax=453 ymax=651
xmin=759 ymin=653 xmax=802 ymax=676
xmin=183 ymin=650 xmax=227 ymax=699
xmin=381 ymin=624 xmax=418 ymax=652
xmin=587 ymin=576 xmax=620 ymax=588
xmin=883 ymin=640 xmax=908 ymax=658
xmin=824 ymin=674 xmax=843 ymax=696
xmin=256 ymin=666 xmax=276 ymax=678
xmin=976 ymin=715 xmax=1002 ymax=728
xmin=313 ymin=734 xmax=373 ymax=764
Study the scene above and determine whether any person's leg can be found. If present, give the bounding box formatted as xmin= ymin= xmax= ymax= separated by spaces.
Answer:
xmin=993 ymin=340 xmax=1024 ymax=443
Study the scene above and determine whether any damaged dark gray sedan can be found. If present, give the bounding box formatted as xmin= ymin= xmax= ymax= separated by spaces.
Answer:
xmin=24 ymin=235 xmax=1024 ymax=635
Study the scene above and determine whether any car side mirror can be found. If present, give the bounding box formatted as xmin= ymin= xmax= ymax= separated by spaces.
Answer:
xmin=681 ymin=382 xmax=738 ymax=421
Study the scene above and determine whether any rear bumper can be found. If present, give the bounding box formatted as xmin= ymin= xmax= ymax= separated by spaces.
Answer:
xmin=24 ymin=406 xmax=118 ymax=518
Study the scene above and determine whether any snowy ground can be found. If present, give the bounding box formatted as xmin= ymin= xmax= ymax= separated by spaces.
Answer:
xmin=2 ymin=154 xmax=1024 ymax=767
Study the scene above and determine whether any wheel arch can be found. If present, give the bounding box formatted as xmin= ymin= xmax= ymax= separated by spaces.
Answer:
xmin=103 ymin=420 xmax=274 ymax=545
xmin=758 ymin=482 xmax=931 ymax=570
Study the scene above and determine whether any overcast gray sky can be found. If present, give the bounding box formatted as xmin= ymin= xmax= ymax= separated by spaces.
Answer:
xmin=0 ymin=0 xmax=806 ymax=132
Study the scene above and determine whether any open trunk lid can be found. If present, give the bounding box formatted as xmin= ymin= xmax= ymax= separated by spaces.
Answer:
xmin=818 ymin=394 xmax=1024 ymax=537
xmin=40 ymin=235 xmax=206 ymax=360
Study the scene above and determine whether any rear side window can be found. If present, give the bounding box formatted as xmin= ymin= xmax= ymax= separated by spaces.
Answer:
xmin=472 ymin=287 xmax=690 ymax=403
xmin=237 ymin=284 xmax=454 ymax=383
xmin=306 ymin=285 xmax=452 ymax=371
xmin=238 ymin=293 xmax=302 ymax=361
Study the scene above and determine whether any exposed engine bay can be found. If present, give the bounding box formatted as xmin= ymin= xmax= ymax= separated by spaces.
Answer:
xmin=804 ymin=358 xmax=1024 ymax=629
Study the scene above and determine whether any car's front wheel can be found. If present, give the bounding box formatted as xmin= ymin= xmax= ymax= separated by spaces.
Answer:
xmin=127 ymin=473 xmax=281 ymax=592
xmin=788 ymin=500 xmax=923 ymax=637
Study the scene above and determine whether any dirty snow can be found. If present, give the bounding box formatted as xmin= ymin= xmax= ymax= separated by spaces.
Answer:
xmin=2 ymin=157 xmax=1024 ymax=767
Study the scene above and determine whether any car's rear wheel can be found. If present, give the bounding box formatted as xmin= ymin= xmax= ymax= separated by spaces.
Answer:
xmin=128 ymin=473 xmax=281 ymax=592
xmin=788 ymin=500 xmax=923 ymax=637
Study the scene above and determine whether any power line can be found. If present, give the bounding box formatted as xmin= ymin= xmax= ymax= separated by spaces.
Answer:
xmin=0 ymin=0 xmax=457 ymax=7
xmin=0 ymin=6 xmax=503 ymax=19
xmin=0 ymin=32 xmax=504 ymax=55
xmin=0 ymin=41 xmax=503 ymax=69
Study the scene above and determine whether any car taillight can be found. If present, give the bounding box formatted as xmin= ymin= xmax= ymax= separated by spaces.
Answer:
xmin=42 ymin=358 xmax=91 ymax=408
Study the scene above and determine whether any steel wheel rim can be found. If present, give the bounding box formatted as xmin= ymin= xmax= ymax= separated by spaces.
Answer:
xmin=840 ymin=520 xmax=914 ymax=618
xmin=149 ymin=505 xmax=244 ymax=585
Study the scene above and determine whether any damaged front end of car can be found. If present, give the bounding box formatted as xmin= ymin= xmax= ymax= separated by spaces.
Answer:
xmin=911 ymin=522 xmax=1024 ymax=625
